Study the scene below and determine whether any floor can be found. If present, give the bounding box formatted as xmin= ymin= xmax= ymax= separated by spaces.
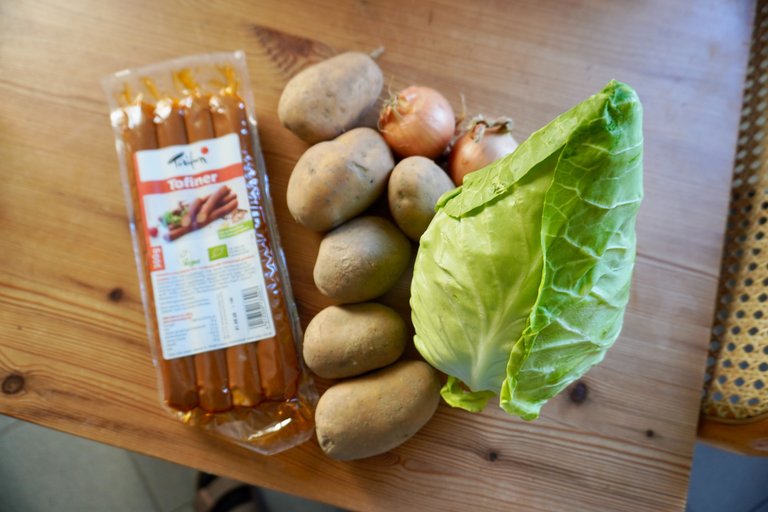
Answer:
xmin=687 ymin=443 xmax=768 ymax=512
xmin=0 ymin=414 xmax=340 ymax=512
xmin=1 ymin=414 xmax=766 ymax=512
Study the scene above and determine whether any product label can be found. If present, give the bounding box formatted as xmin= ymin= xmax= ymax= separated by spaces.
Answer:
xmin=134 ymin=133 xmax=275 ymax=359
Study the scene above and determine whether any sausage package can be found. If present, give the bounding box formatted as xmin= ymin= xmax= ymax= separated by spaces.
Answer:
xmin=103 ymin=52 xmax=316 ymax=454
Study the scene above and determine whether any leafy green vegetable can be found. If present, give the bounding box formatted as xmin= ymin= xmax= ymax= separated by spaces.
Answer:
xmin=160 ymin=208 xmax=186 ymax=228
xmin=411 ymin=81 xmax=643 ymax=420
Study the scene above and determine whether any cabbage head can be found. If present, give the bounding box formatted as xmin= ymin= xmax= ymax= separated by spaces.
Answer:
xmin=411 ymin=81 xmax=643 ymax=420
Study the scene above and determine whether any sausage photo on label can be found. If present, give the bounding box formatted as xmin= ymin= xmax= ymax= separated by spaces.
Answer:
xmin=166 ymin=190 xmax=237 ymax=242
xmin=182 ymin=196 xmax=204 ymax=228
xmin=120 ymin=101 xmax=199 ymax=412
xmin=196 ymin=185 xmax=230 ymax=225
xmin=164 ymin=225 xmax=192 ymax=242
xmin=211 ymin=91 xmax=300 ymax=402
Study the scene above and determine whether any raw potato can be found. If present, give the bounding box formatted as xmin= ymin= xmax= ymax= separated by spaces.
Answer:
xmin=388 ymin=156 xmax=455 ymax=241
xmin=303 ymin=303 xmax=407 ymax=379
xmin=287 ymin=128 xmax=394 ymax=232
xmin=314 ymin=216 xmax=411 ymax=303
xmin=315 ymin=360 xmax=440 ymax=460
xmin=278 ymin=52 xmax=383 ymax=144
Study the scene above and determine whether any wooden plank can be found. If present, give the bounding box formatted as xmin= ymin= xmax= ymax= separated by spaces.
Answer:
xmin=0 ymin=0 xmax=754 ymax=510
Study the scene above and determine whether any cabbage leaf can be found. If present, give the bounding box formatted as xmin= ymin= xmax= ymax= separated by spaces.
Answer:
xmin=411 ymin=81 xmax=643 ymax=419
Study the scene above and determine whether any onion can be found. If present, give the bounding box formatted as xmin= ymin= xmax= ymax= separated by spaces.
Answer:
xmin=379 ymin=86 xmax=455 ymax=159
xmin=449 ymin=117 xmax=518 ymax=185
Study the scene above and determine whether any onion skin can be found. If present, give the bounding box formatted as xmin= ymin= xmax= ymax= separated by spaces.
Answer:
xmin=449 ymin=119 xmax=518 ymax=185
xmin=379 ymin=86 xmax=455 ymax=159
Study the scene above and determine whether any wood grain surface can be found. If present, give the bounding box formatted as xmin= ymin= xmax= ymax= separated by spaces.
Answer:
xmin=0 ymin=0 xmax=755 ymax=510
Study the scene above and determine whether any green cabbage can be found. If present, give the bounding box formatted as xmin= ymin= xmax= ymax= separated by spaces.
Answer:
xmin=411 ymin=81 xmax=643 ymax=420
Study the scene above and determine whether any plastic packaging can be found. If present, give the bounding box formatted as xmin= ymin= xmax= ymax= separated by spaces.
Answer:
xmin=103 ymin=51 xmax=316 ymax=454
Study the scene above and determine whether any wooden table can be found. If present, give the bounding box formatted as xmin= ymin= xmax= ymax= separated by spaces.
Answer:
xmin=0 ymin=1 xmax=754 ymax=510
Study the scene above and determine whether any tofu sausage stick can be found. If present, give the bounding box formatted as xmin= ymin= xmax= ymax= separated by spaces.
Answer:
xmin=196 ymin=184 xmax=230 ymax=225
xmin=211 ymin=92 xmax=299 ymax=401
xmin=207 ymin=92 xmax=265 ymax=406
xmin=120 ymin=102 xmax=198 ymax=411
xmin=174 ymin=93 xmax=233 ymax=413
xmin=154 ymin=99 xmax=186 ymax=148
xmin=226 ymin=343 xmax=263 ymax=407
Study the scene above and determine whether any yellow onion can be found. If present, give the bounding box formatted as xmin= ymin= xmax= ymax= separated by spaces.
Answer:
xmin=449 ymin=117 xmax=518 ymax=185
xmin=379 ymin=86 xmax=455 ymax=159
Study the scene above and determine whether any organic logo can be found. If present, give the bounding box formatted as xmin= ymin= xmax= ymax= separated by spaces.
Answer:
xmin=208 ymin=244 xmax=229 ymax=261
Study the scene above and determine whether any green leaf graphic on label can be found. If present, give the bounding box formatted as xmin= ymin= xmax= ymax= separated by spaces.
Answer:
xmin=208 ymin=244 xmax=229 ymax=261
xmin=218 ymin=219 xmax=254 ymax=239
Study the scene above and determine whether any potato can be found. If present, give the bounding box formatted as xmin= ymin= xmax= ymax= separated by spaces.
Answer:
xmin=388 ymin=156 xmax=455 ymax=241
xmin=303 ymin=303 xmax=406 ymax=379
xmin=287 ymin=128 xmax=394 ymax=232
xmin=315 ymin=360 xmax=440 ymax=460
xmin=278 ymin=52 xmax=383 ymax=144
xmin=314 ymin=216 xmax=411 ymax=303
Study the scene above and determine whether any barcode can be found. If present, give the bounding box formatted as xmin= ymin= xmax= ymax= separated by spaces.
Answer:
xmin=242 ymin=286 xmax=267 ymax=330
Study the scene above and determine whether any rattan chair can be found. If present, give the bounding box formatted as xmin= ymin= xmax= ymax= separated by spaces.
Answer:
xmin=699 ymin=2 xmax=768 ymax=456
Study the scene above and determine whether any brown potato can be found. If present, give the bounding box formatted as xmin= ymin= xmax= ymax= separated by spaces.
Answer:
xmin=287 ymin=128 xmax=394 ymax=232
xmin=315 ymin=360 xmax=440 ymax=460
xmin=313 ymin=216 xmax=411 ymax=303
xmin=303 ymin=303 xmax=406 ymax=379
xmin=278 ymin=52 xmax=383 ymax=144
xmin=388 ymin=156 xmax=455 ymax=241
